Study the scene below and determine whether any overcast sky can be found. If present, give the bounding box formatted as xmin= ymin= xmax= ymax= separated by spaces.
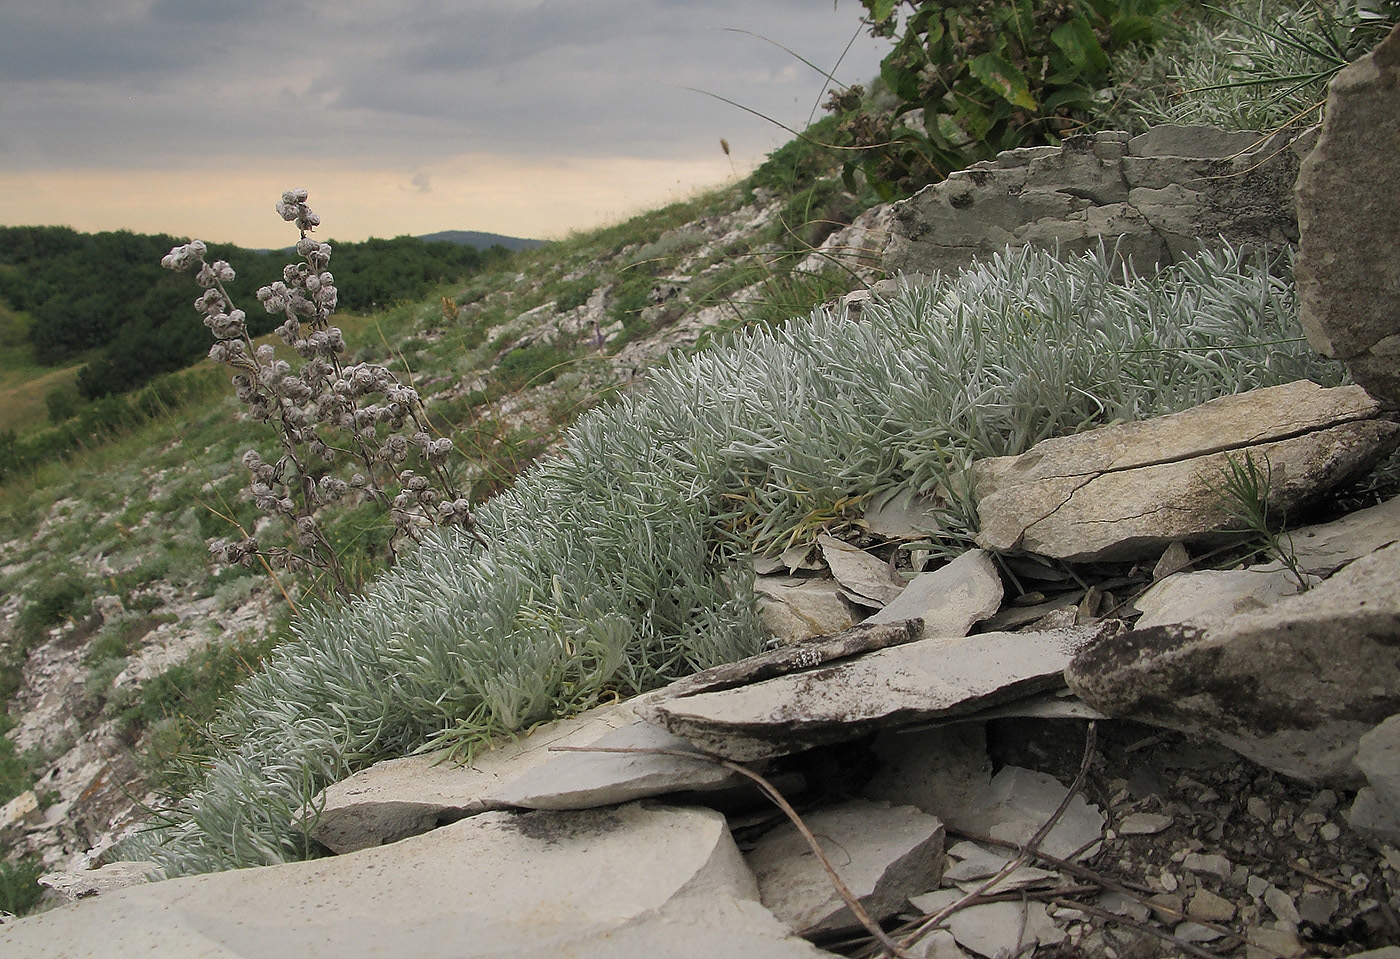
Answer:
xmin=0 ymin=1 xmax=889 ymax=248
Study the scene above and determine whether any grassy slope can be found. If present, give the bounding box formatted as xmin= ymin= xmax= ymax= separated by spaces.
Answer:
xmin=0 ymin=172 xmax=841 ymax=744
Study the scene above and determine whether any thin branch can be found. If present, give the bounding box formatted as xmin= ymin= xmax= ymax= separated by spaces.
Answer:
xmin=1050 ymin=897 xmax=1225 ymax=959
xmin=890 ymin=721 xmax=1100 ymax=956
xmin=550 ymin=743 xmax=916 ymax=958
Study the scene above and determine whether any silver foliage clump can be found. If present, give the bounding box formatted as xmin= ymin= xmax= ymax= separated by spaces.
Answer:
xmin=126 ymin=242 xmax=1338 ymax=876
xmin=1101 ymin=0 xmax=1398 ymax=132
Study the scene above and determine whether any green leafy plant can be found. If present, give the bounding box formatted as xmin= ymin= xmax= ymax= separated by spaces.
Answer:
xmin=849 ymin=0 xmax=1170 ymax=195
xmin=0 ymin=854 xmax=43 ymax=917
xmin=1211 ymin=450 xmax=1310 ymax=589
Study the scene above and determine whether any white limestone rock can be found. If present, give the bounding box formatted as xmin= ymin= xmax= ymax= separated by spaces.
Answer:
xmin=949 ymin=766 xmax=1105 ymax=862
xmin=485 ymin=719 xmax=743 ymax=811
xmin=755 ymin=575 xmax=858 ymax=645
xmin=1349 ymin=714 xmax=1400 ymax=845
xmin=307 ymin=696 xmax=650 ymax=854
xmin=1133 ymin=562 xmax=1310 ymax=629
xmin=865 ymin=548 xmax=1003 ymax=641
xmin=37 ymin=861 xmax=157 ymax=902
xmin=1068 ymin=542 xmax=1400 ymax=781
xmin=973 ymin=381 xmax=1399 ymax=563
xmin=0 ymin=803 xmax=832 ymax=959
xmin=644 ymin=624 xmax=1112 ymax=762
xmin=818 ymin=534 xmax=905 ymax=608
xmin=747 ymin=799 xmax=945 ymax=937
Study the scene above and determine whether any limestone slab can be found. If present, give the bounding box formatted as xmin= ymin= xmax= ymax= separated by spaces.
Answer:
xmin=755 ymin=575 xmax=858 ymax=644
xmin=306 ymin=696 xmax=650 ymax=854
xmin=973 ymin=381 xmax=1399 ymax=562
xmin=1288 ymin=493 xmax=1400 ymax=576
xmin=862 ymin=487 xmax=945 ymax=539
xmin=818 ymin=534 xmax=905 ymax=608
xmin=1067 ymin=542 xmax=1400 ymax=781
xmin=1349 ymin=714 xmax=1400 ymax=844
xmin=1133 ymin=563 xmax=1308 ymax=629
xmin=949 ymin=766 xmax=1105 ymax=862
xmin=940 ymin=840 xmax=1059 ymax=889
xmin=747 ymin=799 xmax=945 ymax=937
xmin=865 ymin=548 xmax=1003 ymax=641
xmin=0 ymin=803 xmax=832 ymax=959
xmin=485 ymin=719 xmax=742 ymax=811
xmin=643 ymin=625 xmax=1110 ymax=762
xmin=656 ymin=618 xmax=922 ymax=701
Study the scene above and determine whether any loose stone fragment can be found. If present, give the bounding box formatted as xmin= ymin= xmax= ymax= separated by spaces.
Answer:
xmin=746 ymin=800 xmax=945 ymax=937
xmin=1117 ymin=812 xmax=1172 ymax=835
xmin=646 ymin=625 xmax=1109 ymax=761
xmin=1182 ymin=852 xmax=1233 ymax=880
xmin=1188 ymin=888 xmax=1237 ymax=922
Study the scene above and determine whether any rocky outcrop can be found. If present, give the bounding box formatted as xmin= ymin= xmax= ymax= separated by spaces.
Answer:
xmin=972 ymin=381 xmax=1400 ymax=562
xmin=1067 ymin=541 xmax=1400 ymax=781
xmin=881 ymin=125 xmax=1309 ymax=277
xmin=10 ymin=114 xmax=1400 ymax=956
xmin=1296 ymin=23 xmax=1400 ymax=406
xmin=5 ymin=803 xmax=832 ymax=959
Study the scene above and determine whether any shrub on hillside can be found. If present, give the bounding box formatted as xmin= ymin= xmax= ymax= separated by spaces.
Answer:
xmin=160 ymin=192 xmax=485 ymax=601
xmin=843 ymin=0 xmax=1172 ymax=195
xmin=123 ymin=241 xmax=1338 ymax=877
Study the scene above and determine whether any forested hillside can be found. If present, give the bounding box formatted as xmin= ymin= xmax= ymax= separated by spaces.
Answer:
xmin=0 ymin=228 xmax=516 ymax=400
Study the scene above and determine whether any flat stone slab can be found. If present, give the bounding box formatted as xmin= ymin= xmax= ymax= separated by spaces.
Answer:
xmin=1068 ymin=542 xmax=1400 ymax=781
xmin=1133 ymin=563 xmax=1309 ymax=629
xmin=485 ymin=719 xmax=742 ymax=811
xmin=1288 ymin=492 xmax=1400 ymax=576
xmin=656 ymin=619 xmax=923 ymax=700
xmin=948 ymin=766 xmax=1105 ymax=862
xmin=747 ymin=799 xmax=945 ymax=937
xmin=642 ymin=625 xmax=1111 ymax=761
xmin=755 ymin=575 xmax=857 ymax=644
xmin=0 ymin=803 xmax=831 ymax=959
xmin=973 ymin=381 xmax=1399 ymax=562
xmin=865 ymin=548 xmax=1003 ymax=641
xmin=819 ymin=534 xmax=905 ymax=608
xmin=306 ymin=696 xmax=652 ymax=854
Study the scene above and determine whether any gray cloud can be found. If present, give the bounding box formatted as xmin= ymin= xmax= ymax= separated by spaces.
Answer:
xmin=0 ymin=1 xmax=887 ymax=174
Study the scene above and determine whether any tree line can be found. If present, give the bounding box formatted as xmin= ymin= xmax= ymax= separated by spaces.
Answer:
xmin=0 ymin=226 xmax=514 ymax=398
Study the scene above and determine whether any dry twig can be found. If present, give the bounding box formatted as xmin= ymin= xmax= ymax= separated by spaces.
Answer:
xmin=550 ymin=743 xmax=916 ymax=958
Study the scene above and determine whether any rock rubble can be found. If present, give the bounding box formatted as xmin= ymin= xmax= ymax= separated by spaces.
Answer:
xmin=7 ymin=112 xmax=1400 ymax=958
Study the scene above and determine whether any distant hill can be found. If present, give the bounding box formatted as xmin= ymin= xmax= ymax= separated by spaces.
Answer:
xmin=418 ymin=230 xmax=545 ymax=252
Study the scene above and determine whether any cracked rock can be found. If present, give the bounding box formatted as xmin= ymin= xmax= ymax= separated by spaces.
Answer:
xmin=972 ymin=381 xmax=1400 ymax=562
xmin=1068 ymin=542 xmax=1400 ymax=781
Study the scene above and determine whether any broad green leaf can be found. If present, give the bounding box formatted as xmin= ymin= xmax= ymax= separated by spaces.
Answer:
xmin=1042 ymin=84 xmax=1097 ymax=112
xmin=1003 ymin=0 xmax=1036 ymax=42
xmin=882 ymin=57 xmax=923 ymax=103
xmin=1052 ymin=19 xmax=1110 ymax=73
xmin=968 ymin=52 xmax=1038 ymax=111
xmin=865 ymin=0 xmax=898 ymax=22
xmin=1110 ymin=13 xmax=1159 ymax=47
